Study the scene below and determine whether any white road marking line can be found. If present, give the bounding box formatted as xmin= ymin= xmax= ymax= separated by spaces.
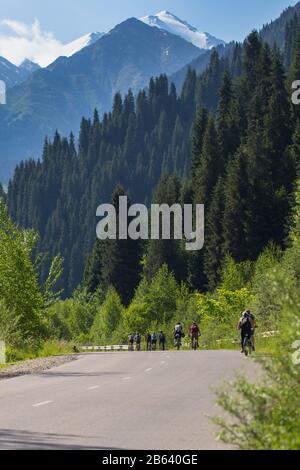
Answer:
xmin=145 ymin=368 xmax=152 ymax=372
xmin=32 ymin=401 xmax=53 ymax=408
xmin=122 ymin=377 xmax=131 ymax=381
xmin=160 ymin=361 xmax=166 ymax=364
xmin=88 ymin=385 xmax=100 ymax=390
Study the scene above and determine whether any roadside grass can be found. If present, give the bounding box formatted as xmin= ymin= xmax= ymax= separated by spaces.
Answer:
xmin=0 ymin=335 xmax=278 ymax=367
xmin=200 ymin=335 xmax=278 ymax=356
xmin=1 ymin=339 xmax=75 ymax=368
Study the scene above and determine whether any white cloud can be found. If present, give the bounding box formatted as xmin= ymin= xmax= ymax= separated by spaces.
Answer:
xmin=0 ymin=18 xmax=64 ymax=67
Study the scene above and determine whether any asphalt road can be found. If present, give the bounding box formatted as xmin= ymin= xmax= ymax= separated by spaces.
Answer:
xmin=0 ymin=350 xmax=260 ymax=450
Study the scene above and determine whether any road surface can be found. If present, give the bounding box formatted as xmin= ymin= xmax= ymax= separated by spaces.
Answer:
xmin=0 ymin=350 xmax=260 ymax=450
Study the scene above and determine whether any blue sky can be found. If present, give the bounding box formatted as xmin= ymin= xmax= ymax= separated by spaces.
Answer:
xmin=0 ymin=0 xmax=298 ymax=42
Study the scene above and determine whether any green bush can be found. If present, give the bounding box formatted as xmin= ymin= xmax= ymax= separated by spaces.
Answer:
xmin=196 ymin=287 xmax=255 ymax=348
xmin=90 ymin=287 xmax=123 ymax=343
xmin=214 ymin=181 xmax=300 ymax=450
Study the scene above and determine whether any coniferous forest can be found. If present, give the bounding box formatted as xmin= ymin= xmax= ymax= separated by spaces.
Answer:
xmin=1 ymin=7 xmax=300 ymax=450
xmin=7 ymin=28 xmax=300 ymax=298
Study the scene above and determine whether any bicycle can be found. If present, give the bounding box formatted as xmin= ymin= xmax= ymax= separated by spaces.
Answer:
xmin=174 ymin=335 xmax=181 ymax=350
xmin=243 ymin=333 xmax=252 ymax=357
xmin=191 ymin=336 xmax=199 ymax=351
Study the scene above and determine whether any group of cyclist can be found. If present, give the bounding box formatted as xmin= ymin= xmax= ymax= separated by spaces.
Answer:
xmin=127 ymin=321 xmax=201 ymax=351
xmin=127 ymin=309 xmax=256 ymax=353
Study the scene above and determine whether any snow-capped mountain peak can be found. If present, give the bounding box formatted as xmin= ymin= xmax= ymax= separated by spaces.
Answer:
xmin=61 ymin=32 xmax=105 ymax=58
xmin=140 ymin=11 xmax=225 ymax=50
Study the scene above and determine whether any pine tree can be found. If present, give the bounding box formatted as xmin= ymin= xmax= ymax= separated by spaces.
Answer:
xmin=217 ymin=71 xmax=240 ymax=164
xmin=85 ymin=185 xmax=142 ymax=306
xmin=144 ymin=175 xmax=186 ymax=282
xmin=194 ymin=116 xmax=222 ymax=206
xmin=191 ymin=107 xmax=208 ymax=179
xmin=203 ymin=178 xmax=225 ymax=291
xmin=265 ymin=48 xmax=292 ymax=190
xmin=223 ymin=147 xmax=252 ymax=261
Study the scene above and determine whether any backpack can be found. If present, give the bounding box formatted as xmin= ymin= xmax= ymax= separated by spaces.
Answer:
xmin=136 ymin=334 xmax=141 ymax=343
xmin=159 ymin=332 xmax=165 ymax=342
xmin=240 ymin=317 xmax=252 ymax=332
xmin=191 ymin=324 xmax=199 ymax=335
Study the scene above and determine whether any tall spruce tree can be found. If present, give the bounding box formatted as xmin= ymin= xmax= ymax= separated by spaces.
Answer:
xmin=203 ymin=178 xmax=225 ymax=291
xmin=194 ymin=116 xmax=222 ymax=207
xmin=191 ymin=106 xmax=209 ymax=180
xmin=84 ymin=185 xmax=142 ymax=306
xmin=144 ymin=175 xmax=186 ymax=283
xmin=217 ymin=71 xmax=240 ymax=165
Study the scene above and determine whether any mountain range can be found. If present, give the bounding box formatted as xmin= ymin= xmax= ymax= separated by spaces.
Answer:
xmin=0 ymin=57 xmax=40 ymax=88
xmin=1 ymin=4 xmax=300 ymax=184
xmin=0 ymin=15 xmax=206 ymax=182
xmin=0 ymin=32 xmax=105 ymax=88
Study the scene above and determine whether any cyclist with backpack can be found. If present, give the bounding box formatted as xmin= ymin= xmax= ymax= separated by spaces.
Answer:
xmin=174 ymin=322 xmax=184 ymax=348
xmin=158 ymin=331 xmax=166 ymax=350
xmin=135 ymin=333 xmax=141 ymax=351
xmin=145 ymin=332 xmax=152 ymax=351
xmin=238 ymin=310 xmax=255 ymax=353
xmin=151 ymin=332 xmax=157 ymax=350
xmin=128 ymin=333 xmax=134 ymax=351
xmin=189 ymin=321 xmax=200 ymax=349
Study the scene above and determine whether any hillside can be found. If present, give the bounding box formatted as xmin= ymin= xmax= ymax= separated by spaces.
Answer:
xmin=0 ymin=18 xmax=201 ymax=183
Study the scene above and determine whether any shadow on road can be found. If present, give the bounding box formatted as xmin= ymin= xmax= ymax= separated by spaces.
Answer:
xmin=0 ymin=428 xmax=122 ymax=450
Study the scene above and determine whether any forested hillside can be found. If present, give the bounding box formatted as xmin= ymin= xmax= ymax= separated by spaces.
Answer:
xmin=8 ymin=46 xmax=237 ymax=295
xmin=0 ymin=18 xmax=202 ymax=182
xmin=8 ymin=14 xmax=300 ymax=298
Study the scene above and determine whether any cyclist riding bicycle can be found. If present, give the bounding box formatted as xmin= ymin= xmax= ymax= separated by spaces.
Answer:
xmin=128 ymin=333 xmax=134 ymax=351
xmin=145 ymin=332 xmax=151 ymax=351
xmin=174 ymin=322 xmax=183 ymax=337
xmin=174 ymin=322 xmax=184 ymax=347
xmin=189 ymin=321 xmax=200 ymax=348
xmin=135 ymin=333 xmax=141 ymax=351
xmin=238 ymin=310 xmax=256 ymax=353
xmin=158 ymin=331 xmax=166 ymax=350
xmin=151 ymin=332 xmax=157 ymax=350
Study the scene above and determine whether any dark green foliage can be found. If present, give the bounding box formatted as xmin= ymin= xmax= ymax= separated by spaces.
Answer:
xmin=144 ymin=174 xmax=187 ymax=283
xmin=7 ymin=26 xmax=300 ymax=300
xmin=84 ymin=185 xmax=142 ymax=306
xmin=8 ymin=57 xmax=232 ymax=296
xmin=191 ymin=107 xmax=209 ymax=179
xmin=194 ymin=116 xmax=222 ymax=206
xmin=203 ymin=178 xmax=225 ymax=291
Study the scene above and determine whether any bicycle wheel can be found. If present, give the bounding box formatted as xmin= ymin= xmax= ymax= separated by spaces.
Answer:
xmin=243 ymin=337 xmax=251 ymax=356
